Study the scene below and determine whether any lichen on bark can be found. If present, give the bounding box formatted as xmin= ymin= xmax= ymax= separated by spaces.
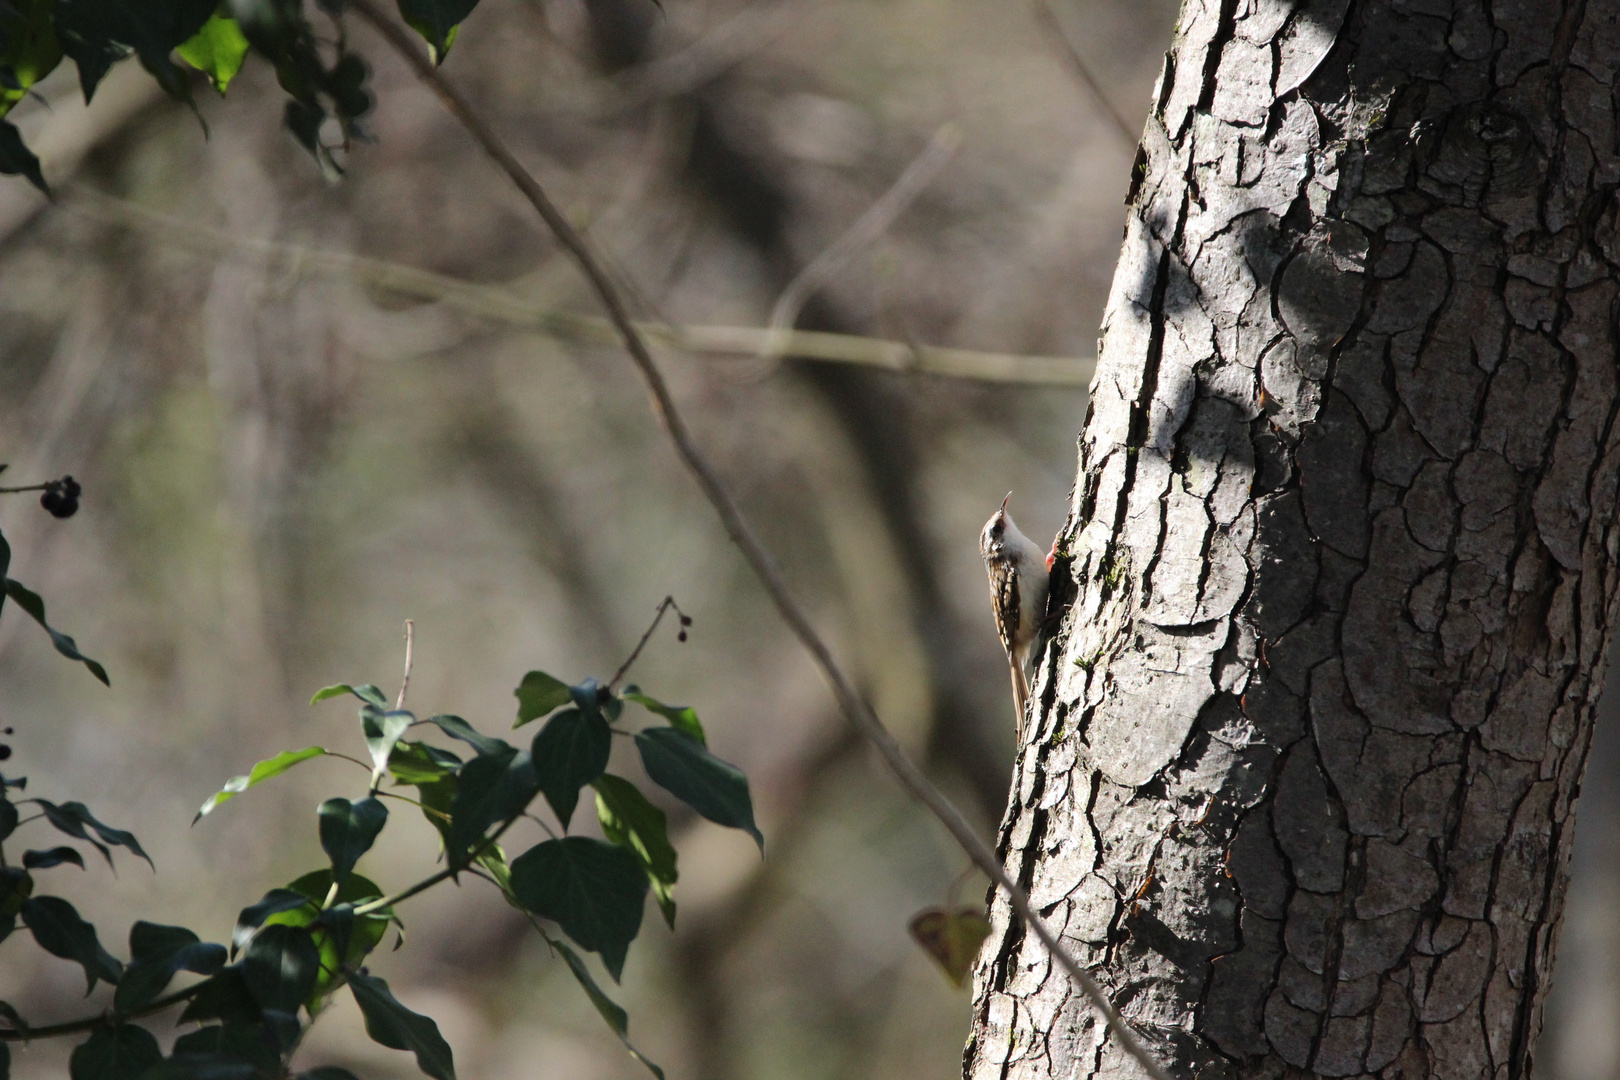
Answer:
xmin=966 ymin=3 xmax=1620 ymax=1080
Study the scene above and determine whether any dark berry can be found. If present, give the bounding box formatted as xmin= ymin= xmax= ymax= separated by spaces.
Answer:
xmin=39 ymin=476 xmax=80 ymax=518
xmin=677 ymin=630 xmax=688 ymax=642
xmin=0 ymin=746 xmax=12 ymax=761
xmin=679 ymin=615 xmax=693 ymax=626
xmin=40 ymin=489 xmax=77 ymax=518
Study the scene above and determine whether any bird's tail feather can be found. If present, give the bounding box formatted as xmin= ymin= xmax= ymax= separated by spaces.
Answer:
xmin=1011 ymin=663 xmax=1031 ymax=744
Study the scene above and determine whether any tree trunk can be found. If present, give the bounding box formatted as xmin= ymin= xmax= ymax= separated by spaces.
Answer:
xmin=965 ymin=3 xmax=1620 ymax=1079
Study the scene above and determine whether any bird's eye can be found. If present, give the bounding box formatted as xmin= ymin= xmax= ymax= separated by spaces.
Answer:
xmin=992 ymin=522 xmax=1003 ymax=535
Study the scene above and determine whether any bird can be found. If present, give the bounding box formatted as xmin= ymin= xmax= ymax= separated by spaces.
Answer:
xmin=980 ymin=493 xmax=1053 ymax=743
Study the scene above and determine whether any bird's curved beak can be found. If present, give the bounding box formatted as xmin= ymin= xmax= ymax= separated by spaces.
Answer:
xmin=1000 ymin=492 xmax=1012 ymax=516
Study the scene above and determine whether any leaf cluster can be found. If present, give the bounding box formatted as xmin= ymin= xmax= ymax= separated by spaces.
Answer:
xmin=0 ymin=0 xmax=491 ymax=191
xmin=0 ymin=555 xmax=760 ymax=1080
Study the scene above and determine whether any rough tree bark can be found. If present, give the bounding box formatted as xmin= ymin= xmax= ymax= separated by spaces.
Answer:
xmin=966 ymin=3 xmax=1620 ymax=1080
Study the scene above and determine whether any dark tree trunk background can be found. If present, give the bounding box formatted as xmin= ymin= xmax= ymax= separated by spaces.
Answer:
xmin=966 ymin=3 xmax=1620 ymax=1080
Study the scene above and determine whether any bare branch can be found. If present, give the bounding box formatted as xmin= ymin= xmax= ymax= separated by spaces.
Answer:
xmin=1032 ymin=0 xmax=1140 ymax=149
xmin=346 ymin=5 xmax=1172 ymax=1077
xmin=763 ymin=123 xmax=959 ymax=359
xmin=62 ymin=185 xmax=1093 ymax=387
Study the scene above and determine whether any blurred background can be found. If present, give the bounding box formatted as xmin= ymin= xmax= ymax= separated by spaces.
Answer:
xmin=0 ymin=1 xmax=1614 ymax=1077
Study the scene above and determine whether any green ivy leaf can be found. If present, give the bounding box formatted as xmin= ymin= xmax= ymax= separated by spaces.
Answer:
xmin=388 ymin=742 xmax=457 ymax=843
xmin=310 ymin=683 xmax=388 ymax=708
xmin=115 ymin=922 xmax=227 ymax=1012
xmin=0 ymin=1042 xmax=8 ymax=1080
xmin=633 ymin=728 xmax=762 ymax=852
xmin=361 ymin=705 xmax=414 ymax=785
xmin=387 ymin=741 xmax=461 ymax=784
xmin=281 ymin=870 xmax=395 ymax=1003
xmin=21 ymin=895 xmax=122 ymax=991
xmin=298 ymin=1070 xmax=362 ymax=1080
xmin=509 ymin=837 xmax=646 ymax=981
xmin=49 ymin=0 xmax=129 ymax=104
xmin=445 ymin=749 xmax=536 ymax=865
xmin=593 ymin=775 xmax=677 ymax=928
xmin=141 ymin=1051 xmax=267 ymax=1080
xmin=513 ymin=670 xmax=570 ymax=728
xmin=551 ymin=936 xmax=665 ymax=1080
xmin=0 ymin=0 xmax=65 ymax=119
xmin=232 ymin=890 xmax=314 ymax=956
xmin=194 ymin=748 xmax=328 ymax=822
xmin=0 ymin=121 xmax=45 ymax=194
xmin=622 ymin=690 xmax=705 ymax=744
xmin=908 ymin=906 xmax=993 ymax=989
xmin=0 ymin=800 xmax=16 ymax=842
xmin=21 ymin=846 xmax=83 ymax=870
xmin=177 ymin=968 xmax=262 ymax=1026
xmin=68 ymin=1024 xmax=161 ymax=1080
xmin=31 ymin=799 xmax=149 ymax=868
xmin=0 ymin=866 xmax=32 ymax=916
xmin=421 ymin=714 xmax=509 ymax=757
xmin=170 ymin=1022 xmax=281 ymax=1074
xmin=175 ymin=11 xmax=248 ymax=94
xmin=393 ymin=0 xmax=480 ymax=62
xmin=1 ymin=578 xmax=106 ymax=683
xmin=349 ymin=971 xmax=456 ymax=1080
xmin=568 ymin=678 xmax=607 ymax=718
xmin=315 ymin=904 xmax=355 ymax=967
xmin=52 ymin=0 xmax=215 ymax=105
xmin=530 ymin=708 xmax=610 ymax=829
xmin=317 ymin=797 xmax=388 ymax=885
xmin=242 ymin=924 xmax=320 ymax=1014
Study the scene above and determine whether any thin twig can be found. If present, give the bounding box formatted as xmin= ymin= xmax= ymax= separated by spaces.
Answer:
xmin=347 ymin=6 xmax=1171 ymax=1078
xmin=607 ymin=595 xmax=686 ymax=691
xmin=763 ymin=123 xmax=959 ymax=361
xmin=0 ymin=982 xmax=205 ymax=1042
xmin=395 ymin=619 xmax=415 ymax=710
xmin=375 ymin=789 xmax=442 ymax=816
xmin=1033 ymin=0 xmax=1140 ymax=149
xmin=573 ymin=2 xmax=794 ymax=121
xmin=61 ymin=185 xmax=1093 ymax=387
xmin=523 ymin=812 xmax=560 ymax=840
xmin=351 ymin=816 xmax=516 ymax=918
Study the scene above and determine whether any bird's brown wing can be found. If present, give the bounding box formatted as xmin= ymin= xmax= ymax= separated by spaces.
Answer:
xmin=991 ymin=559 xmax=1020 ymax=659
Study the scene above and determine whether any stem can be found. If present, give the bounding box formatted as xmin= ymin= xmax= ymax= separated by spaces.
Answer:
xmin=523 ymin=812 xmax=559 ymax=840
xmin=0 ymin=484 xmax=49 ymax=494
xmin=607 ymin=596 xmax=678 ymax=691
xmin=348 ymin=7 xmax=1172 ymax=1079
xmin=0 ymin=983 xmax=205 ymax=1042
xmin=374 ymin=790 xmax=441 ymax=816
xmin=395 ymin=619 xmax=415 ymax=711
xmin=945 ymin=862 xmax=980 ymax=910
xmin=351 ymin=817 xmax=515 ymax=917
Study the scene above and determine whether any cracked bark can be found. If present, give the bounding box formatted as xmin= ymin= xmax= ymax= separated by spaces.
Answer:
xmin=964 ymin=2 xmax=1620 ymax=1079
